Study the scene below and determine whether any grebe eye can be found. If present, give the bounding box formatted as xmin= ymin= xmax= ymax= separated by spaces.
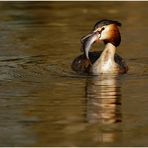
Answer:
xmin=101 ymin=27 xmax=105 ymax=31
xmin=98 ymin=27 xmax=105 ymax=34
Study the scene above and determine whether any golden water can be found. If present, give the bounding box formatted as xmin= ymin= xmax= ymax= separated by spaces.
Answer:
xmin=0 ymin=1 xmax=148 ymax=146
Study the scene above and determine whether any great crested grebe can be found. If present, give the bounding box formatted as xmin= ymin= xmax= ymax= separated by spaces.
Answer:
xmin=71 ymin=19 xmax=128 ymax=75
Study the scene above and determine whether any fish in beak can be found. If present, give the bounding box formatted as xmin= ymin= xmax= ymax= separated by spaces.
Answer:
xmin=80 ymin=30 xmax=101 ymax=59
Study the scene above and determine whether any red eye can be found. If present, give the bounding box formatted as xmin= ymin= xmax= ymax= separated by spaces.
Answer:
xmin=101 ymin=27 xmax=105 ymax=31
xmin=98 ymin=27 xmax=105 ymax=34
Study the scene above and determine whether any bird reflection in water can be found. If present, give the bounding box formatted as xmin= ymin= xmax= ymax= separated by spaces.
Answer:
xmin=85 ymin=74 xmax=122 ymax=143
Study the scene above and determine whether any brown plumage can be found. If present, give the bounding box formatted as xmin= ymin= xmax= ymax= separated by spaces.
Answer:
xmin=103 ymin=24 xmax=121 ymax=47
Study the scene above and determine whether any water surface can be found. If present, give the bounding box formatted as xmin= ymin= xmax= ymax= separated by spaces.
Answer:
xmin=0 ymin=1 xmax=148 ymax=146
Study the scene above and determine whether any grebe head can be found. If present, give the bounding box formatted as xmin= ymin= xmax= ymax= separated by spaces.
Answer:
xmin=81 ymin=19 xmax=122 ymax=59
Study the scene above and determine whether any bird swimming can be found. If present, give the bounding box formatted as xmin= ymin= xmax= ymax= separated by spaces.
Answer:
xmin=71 ymin=19 xmax=128 ymax=75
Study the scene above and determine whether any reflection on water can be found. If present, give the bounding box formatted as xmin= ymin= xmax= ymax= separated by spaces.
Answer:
xmin=86 ymin=75 xmax=121 ymax=124
xmin=85 ymin=75 xmax=122 ymax=143
xmin=0 ymin=1 xmax=147 ymax=147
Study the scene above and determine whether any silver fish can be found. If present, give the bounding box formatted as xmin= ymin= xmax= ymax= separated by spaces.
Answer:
xmin=81 ymin=32 xmax=99 ymax=59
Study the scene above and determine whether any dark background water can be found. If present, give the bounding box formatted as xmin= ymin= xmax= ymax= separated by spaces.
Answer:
xmin=0 ymin=1 xmax=148 ymax=146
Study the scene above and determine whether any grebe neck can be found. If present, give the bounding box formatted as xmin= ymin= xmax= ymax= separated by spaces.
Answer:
xmin=91 ymin=43 xmax=117 ymax=74
xmin=100 ymin=43 xmax=116 ymax=62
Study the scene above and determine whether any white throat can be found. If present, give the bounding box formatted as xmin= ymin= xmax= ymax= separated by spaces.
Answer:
xmin=91 ymin=43 xmax=117 ymax=74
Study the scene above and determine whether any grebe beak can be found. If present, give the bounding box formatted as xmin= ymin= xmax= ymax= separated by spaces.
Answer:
xmin=80 ymin=30 xmax=101 ymax=59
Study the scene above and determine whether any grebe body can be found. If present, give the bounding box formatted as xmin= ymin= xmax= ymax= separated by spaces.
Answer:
xmin=72 ymin=50 xmax=128 ymax=74
xmin=71 ymin=19 xmax=128 ymax=75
